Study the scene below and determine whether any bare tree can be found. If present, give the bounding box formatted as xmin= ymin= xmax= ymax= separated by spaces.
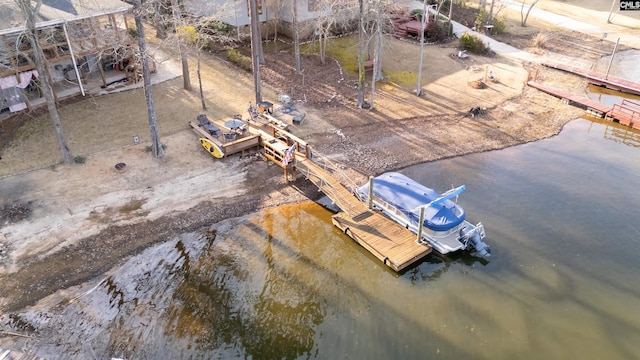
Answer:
xmin=154 ymin=0 xmax=169 ymax=39
xmin=356 ymin=0 xmax=366 ymax=108
xmin=15 ymin=0 xmax=74 ymax=164
xmin=292 ymin=0 xmax=301 ymax=75
xmin=520 ymin=0 xmax=540 ymax=27
xmin=133 ymin=0 xmax=165 ymax=158
xmin=312 ymin=0 xmax=347 ymax=66
xmin=369 ymin=0 xmax=383 ymax=109
xmin=416 ymin=0 xmax=427 ymax=97
xmin=170 ymin=0 xmax=192 ymax=91
xmin=265 ymin=0 xmax=284 ymax=63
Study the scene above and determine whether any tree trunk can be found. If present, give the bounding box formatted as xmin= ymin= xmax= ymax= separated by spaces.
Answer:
xmin=154 ymin=1 xmax=167 ymax=39
xmin=16 ymin=0 xmax=74 ymax=164
xmin=489 ymin=0 xmax=495 ymax=22
xmin=521 ymin=0 xmax=539 ymax=27
xmin=448 ymin=0 xmax=454 ymax=37
xmin=416 ymin=0 xmax=427 ymax=96
xmin=370 ymin=0 xmax=383 ymax=109
xmin=293 ymin=0 xmax=301 ymax=75
xmin=197 ymin=50 xmax=206 ymax=110
xmin=170 ymin=0 xmax=191 ymax=91
xmin=249 ymin=0 xmax=262 ymax=103
xmin=356 ymin=0 xmax=365 ymax=108
xmin=134 ymin=0 xmax=165 ymax=158
xmin=320 ymin=29 xmax=327 ymax=65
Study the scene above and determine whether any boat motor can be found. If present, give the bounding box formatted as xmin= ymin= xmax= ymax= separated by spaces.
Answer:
xmin=459 ymin=224 xmax=491 ymax=257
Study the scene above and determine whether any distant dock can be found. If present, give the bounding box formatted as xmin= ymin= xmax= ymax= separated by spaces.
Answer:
xmin=528 ymin=80 xmax=640 ymax=130
xmin=543 ymin=62 xmax=640 ymax=96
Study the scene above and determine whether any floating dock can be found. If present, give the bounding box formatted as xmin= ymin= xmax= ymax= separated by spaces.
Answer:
xmin=528 ymin=81 xmax=640 ymax=130
xmin=294 ymin=154 xmax=432 ymax=272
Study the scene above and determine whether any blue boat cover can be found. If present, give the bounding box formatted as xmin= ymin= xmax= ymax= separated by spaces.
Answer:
xmin=357 ymin=172 xmax=466 ymax=232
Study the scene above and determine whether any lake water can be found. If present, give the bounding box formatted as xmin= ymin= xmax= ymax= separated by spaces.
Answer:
xmin=28 ymin=119 xmax=640 ymax=359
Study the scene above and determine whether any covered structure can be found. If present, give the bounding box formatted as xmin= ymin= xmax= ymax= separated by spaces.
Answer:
xmin=0 ymin=0 xmax=135 ymax=114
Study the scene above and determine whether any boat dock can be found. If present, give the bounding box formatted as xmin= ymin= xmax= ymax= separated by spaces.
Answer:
xmin=543 ymin=62 xmax=640 ymax=96
xmin=294 ymin=155 xmax=432 ymax=272
xmin=527 ymin=81 xmax=640 ymax=130
xmin=189 ymin=108 xmax=434 ymax=271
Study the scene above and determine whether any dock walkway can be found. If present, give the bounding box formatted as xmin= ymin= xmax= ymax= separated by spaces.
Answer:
xmin=543 ymin=62 xmax=640 ymax=96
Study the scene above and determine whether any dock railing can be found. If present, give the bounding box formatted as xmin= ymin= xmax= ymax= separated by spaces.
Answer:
xmin=296 ymin=151 xmax=367 ymax=217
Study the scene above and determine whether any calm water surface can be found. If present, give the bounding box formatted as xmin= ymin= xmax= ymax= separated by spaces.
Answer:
xmin=33 ymin=119 xmax=640 ymax=359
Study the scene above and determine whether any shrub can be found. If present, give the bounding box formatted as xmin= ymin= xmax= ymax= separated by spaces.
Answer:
xmin=475 ymin=8 xmax=505 ymax=35
xmin=177 ymin=25 xmax=198 ymax=44
xmin=459 ymin=33 xmax=487 ymax=54
xmin=127 ymin=27 xmax=138 ymax=38
xmin=491 ymin=17 xmax=506 ymax=35
xmin=201 ymin=20 xmax=233 ymax=34
xmin=410 ymin=9 xmax=424 ymax=22
xmin=73 ymin=156 xmax=86 ymax=164
xmin=225 ymin=47 xmax=253 ymax=72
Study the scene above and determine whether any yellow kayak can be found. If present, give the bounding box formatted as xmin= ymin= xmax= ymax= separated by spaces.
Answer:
xmin=199 ymin=138 xmax=224 ymax=159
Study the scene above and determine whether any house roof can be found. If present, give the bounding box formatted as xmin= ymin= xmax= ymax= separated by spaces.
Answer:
xmin=0 ymin=0 xmax=131 ymax=35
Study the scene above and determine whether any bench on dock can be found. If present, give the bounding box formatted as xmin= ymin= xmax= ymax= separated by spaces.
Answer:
xmin=197 ymin=114 xmax=221 ymax=137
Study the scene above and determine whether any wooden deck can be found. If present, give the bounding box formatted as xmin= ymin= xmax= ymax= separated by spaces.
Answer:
xmin=527 ymin=81 xmax=612 ymax=116
xmin=188 ymin=120 xmax=260 ymax=158
xmin=295 ymin=156 xmax=432 ymax=272
xmin=543 ymin=62 xmax=640 ymax=96
xmin=607 ymin=99 xmax=640 ymax=130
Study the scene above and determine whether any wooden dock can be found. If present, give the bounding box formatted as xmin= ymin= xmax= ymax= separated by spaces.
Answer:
xmin=527 ymin=81 xmax=640 ymax=130
xmin=527 ymin=81 xmax=611 ymax=116
xmin=543 ymin=62 xmax=640 ymax=96
xmin=189 ymin=111 xmax=433 ymax=271
xmin=294 ymin=156 xmax=432 ymax=272
xmin=607 ymin=99 xmax=640 ymax=130
xmin=188 ymin=120 xmax=260 ymax=158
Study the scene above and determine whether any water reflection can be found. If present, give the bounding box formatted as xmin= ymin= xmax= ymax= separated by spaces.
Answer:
xmin=404 ymin=252 xmax=489 ymax=285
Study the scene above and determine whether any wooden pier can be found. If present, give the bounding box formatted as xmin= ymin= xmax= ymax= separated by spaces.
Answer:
xmin=189 ymin=110 xmax=433 ymax=271
xmin=607 ymin=99 xmax=640 ymax=130
xmin=543 ymin=62 xmax=640 ymax=96
xmin=294 ymin=156 xmax=432 ymax=272
xmin=527 ymin=81 xmax=611 ymax=115
xmin=527 ymin=81 xmax=640 ymax=130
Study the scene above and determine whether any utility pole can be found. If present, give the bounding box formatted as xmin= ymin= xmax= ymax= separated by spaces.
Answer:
xmin=607 ymin=0 xmax=616 ymax=23
xmin=605 ymin=37 xmax=620 ymax=80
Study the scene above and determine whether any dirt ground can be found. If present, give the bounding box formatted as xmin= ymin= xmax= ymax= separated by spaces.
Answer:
xmin=0 ymin=0 xmax=638 ymax=333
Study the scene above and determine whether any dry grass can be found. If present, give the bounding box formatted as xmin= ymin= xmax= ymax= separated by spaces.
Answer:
xmin=530 ymin=32 xmax=549 ymax=49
